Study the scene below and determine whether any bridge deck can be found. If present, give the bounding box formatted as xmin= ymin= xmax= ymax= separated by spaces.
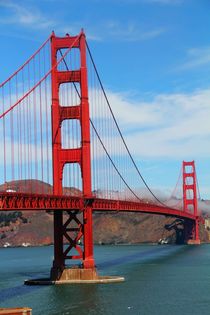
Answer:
xmin=0 ymin=192 xmax=197 ymax=221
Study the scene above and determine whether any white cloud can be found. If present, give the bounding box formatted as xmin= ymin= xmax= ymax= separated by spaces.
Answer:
xmin=60 ymin=20 xmax=164 ymax=43
xmin=0 ymin=1 xmax=165 ymax=42
xmin=177 ymin=46 xmax=210 ymax=71
xmin=0 ymin=0 xmax=54 ymax=29
xmin=90 ymin=89 xmax=162 ymax=128
xmin=96 ymin=88 xmax=210 ymax=159
xmin=105 ymin=21 xmax=165 ymax=42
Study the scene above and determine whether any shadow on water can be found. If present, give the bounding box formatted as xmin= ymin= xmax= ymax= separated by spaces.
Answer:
xmin=97 ymin=245 xmax=188 ymax=270
xmin=0 ymin=244 xmax=200 ymax=306
xmin=0 ymin=271 xmax=50 ymax=303
xmin=0 ymin=285 xmax=40 ymax=303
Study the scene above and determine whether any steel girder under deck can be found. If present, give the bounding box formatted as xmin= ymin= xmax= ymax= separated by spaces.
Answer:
xmin=0 ymin=192 xmax=199 ymax=222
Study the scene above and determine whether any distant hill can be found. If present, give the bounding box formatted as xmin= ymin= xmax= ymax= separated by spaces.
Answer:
xmin=0 ymin=179 xmax=82 ymax=196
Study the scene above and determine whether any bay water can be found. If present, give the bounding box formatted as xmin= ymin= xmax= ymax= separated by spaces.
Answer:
xmin=0 ymin=244 xmax=210 ymax=314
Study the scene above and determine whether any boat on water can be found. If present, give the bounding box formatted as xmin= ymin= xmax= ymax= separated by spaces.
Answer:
xmin=3 ymin=242 xmax=11 ymax=248
xmin=158 ymin=238 xmax=169 ymax=245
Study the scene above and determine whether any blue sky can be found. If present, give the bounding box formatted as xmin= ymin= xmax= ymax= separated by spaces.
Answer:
xmin=0 ymin=0 xmax=210 ymax=198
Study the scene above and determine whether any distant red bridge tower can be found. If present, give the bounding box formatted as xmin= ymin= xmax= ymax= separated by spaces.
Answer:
xmin=183 ymin=161 xmax=200 ymax=245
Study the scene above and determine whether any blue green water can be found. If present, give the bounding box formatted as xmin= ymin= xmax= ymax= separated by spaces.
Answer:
xmin=0 ymin=244 xmax=210 ymax=314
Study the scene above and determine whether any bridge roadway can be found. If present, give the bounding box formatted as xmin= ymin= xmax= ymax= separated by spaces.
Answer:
xmin=0 ymin=192 xmax=197 ymax=221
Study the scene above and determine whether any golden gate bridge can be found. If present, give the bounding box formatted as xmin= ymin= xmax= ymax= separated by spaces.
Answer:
xmin=0 ymin=31 xmax=203 ymax=283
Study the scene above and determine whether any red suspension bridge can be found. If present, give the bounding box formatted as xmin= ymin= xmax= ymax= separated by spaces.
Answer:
xmin=0 ymin=31 xmax=203 ymax=282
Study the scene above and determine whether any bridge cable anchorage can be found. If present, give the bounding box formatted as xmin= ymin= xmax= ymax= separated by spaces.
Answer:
xmin=85 ymin=42 xmax=168 ymax=207
xmin=58 ymin=49 xmax=152 ymax=203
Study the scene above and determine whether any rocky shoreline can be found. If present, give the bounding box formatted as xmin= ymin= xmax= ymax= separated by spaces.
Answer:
xmin=0 ymin=210 xmax=208 ymax=248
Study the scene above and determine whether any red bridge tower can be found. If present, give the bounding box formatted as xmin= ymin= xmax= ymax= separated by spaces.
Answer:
xmin=50 ymin=31 xmax=96 ymax=281
xmin=183 ymin=161 xmax=200 ymax=244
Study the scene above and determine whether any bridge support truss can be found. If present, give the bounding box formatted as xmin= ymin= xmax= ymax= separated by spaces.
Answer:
xmin=183 ymin=161 xmax=200 ymax=244
xmin=50 ymin=31 xmax=96 ymax=281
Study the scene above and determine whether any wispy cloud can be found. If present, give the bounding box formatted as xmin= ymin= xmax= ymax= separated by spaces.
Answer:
xmin=0 ymin=1 xmax=165 ymax=42
xmin=59 ymin=20 xmax=164 ymax=42
xmin=103 ymin=21 xmax=165 ymax=42
xmin=177 ymin=46 xmax=210 ymax=71
xmin=0 ymin=0 xmax=54 ymax=29
xmin=96 ymin=90 xmax=162 ymax=128
xmin=103 ymin=88 xmax=210 ymax=159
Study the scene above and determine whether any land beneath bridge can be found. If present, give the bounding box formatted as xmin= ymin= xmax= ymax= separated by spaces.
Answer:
xmin=0 ymin=209 xmax=209 ymax=248
xmin=0 ymin=180 xmax=209 ymax=247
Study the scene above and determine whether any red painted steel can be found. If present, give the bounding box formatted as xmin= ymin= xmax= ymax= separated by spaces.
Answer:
xmin=0 ymin=192 xmax=200 ymax=221
xmin=51 ymin=31 xmax=95 ymax=272
xmin=183 ymin=161 xmax=200 ymax=242
xmin=62 ymin=211 xmax=83 ymax=260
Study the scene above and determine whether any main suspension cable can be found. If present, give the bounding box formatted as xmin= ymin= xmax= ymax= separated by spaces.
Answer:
xmin=86 ymin=42 xmax=166 ymax=206
xmin=58 ymin=49 xmax=148 ymax=202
